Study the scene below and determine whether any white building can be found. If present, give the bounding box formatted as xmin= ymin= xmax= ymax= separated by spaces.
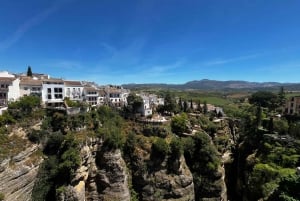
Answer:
xmin=137 ymin=95 xmax=153 ymax=117
xmin=19 ymin=77 xmax=42 ymax=97
xmin=0 ymin=72 xmax=21 ymax=106
xmin=84 ymin=86 xmax=99 ymax=106
xmin=104 ymin=86 xmax=130 ymax=107
xmin=97 ymin=89 xmax=107 ymax=105
xmin=64 ymin=81 xmax=84 ymax=101
xmin=42 ymin=79 xmax=64 ymax=107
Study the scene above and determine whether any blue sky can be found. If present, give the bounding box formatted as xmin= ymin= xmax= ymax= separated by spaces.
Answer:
xmin=1 ymin=0 xmax=300 ymax=84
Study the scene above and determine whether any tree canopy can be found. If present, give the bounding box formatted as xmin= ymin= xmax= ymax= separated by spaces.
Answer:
xmin=249 ymin=91 xmax=279 ymax=111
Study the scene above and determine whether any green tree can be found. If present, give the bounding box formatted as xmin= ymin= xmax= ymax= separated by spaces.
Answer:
xmin=151 ymin=138 xmax=169 ymax=160
xmin=278 ymin=86 xmax=286 ymax=107
xmin=171 ymin=113 xmax=188 ymax=135
xmin=164 ymin=91 xmax=177 ymax=113
xmin=249 ymin=91 xmax=279 ymax=112
xmin=169 ymin=137 xmax=183 ymax=158
xmin=190 ymin=99 xmax=193 ymax=110
xmin=203 ymin=101 xmax=208 ymax=114
xmin=126 ymin=93 xmax=143 ymax=114
xmin=197 ymin=100 xmax=202 ymax=113
xmin=178 ymin=97 xmax=183 ymax=111
xmin=27 ymin=66 xmax=33 ymax=77
xmin=183 ymin=100 xmax=188 ymax=112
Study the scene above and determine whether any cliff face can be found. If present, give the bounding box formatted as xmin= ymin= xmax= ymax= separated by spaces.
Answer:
xmin=141 ymin=156 xmax=195 ymax=201
xmin=0 ymin=145 xmax=43 ymax=201
xmin=59 ymin=137 xmax=196 ymax=201
xmin=57 ymin=138 xmax=131 ymax=201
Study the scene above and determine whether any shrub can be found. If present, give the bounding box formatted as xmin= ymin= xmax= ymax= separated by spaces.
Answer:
xmin=151 ymin=138 xmax=169 ymax=159
xmin=169 ymin=137 xmax=183 ymax=158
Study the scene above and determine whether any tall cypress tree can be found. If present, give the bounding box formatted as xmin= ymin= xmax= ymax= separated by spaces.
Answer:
xmin=27 ymin=66 xmax=33 ymax=77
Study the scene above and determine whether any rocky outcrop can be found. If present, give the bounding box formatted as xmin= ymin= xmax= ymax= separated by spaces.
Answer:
xmin=0 ymin=145 xmax=43 ymax=201
xmin=138 ymin=156 xmax=195 ymax=201
xmin=57 ymin=138 xmax=131 ymax=201
xmin=93 ymin=149 xmax=130 ymax=201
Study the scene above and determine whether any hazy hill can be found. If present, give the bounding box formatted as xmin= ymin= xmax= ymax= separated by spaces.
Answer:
xmin=123 ymin=79 xmax=299 ymax=91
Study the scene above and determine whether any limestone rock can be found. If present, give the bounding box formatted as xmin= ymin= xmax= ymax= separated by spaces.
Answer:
xmin=0 ymin=145 xmax=43 ymax=201
xmin=141 ymin=156 xmax=195 ymax=201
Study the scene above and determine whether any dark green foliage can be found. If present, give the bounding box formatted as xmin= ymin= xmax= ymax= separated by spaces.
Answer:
xmin=124 ymin=132 xmax=137 ymax=156
xmin=289 ymin=123 xmax=300 ymax=139
xmin=51 ymin=111 xmax=67 ymax=133
xmin=169 ymin=137 xmax=183 ymax=158
xmin=32 ymin=156 xmax=59 ymax=201
xmin=97 ymin=106 xmax=125 ymax=150
xmin=151 ymin=138 xmax=169 ymax=160
xmin=27 ymin=129 xmax=48 ymax=144
xmin=203 ymin=101 xmax=208 ymax=114
xmin=142 ymin=125 xmax=168 ymax=138
xmin=171 ymin=113 xmax=188 ymax=135
xmin=183 ymin=100 xmax=188 ymax=112
xmin=183 ymin=132 xmax=221 ymax=200
xmin=249 ymin=91 xmax=279 ymax=111
xmin=27 ymin=66 xmax=33 ymax=77
xmin=163 ymin=91 xmax=178 ymax=113
xmin=32 ymin=133 xmax=80 ymax=201
xmin=278 ymin=87 xmax=286 ymax=107
xmin=102 ymin=128 xmax=124 ymax=151
xmin=43 ymin=132 xmax=64 ymax=155
xmin=274 ymin=119 xmax=289 ymax=135
xmin=0 ymin=111 xmax=15 ymax=126
xmin=8 ymin=95 xmax=41 ymax=119
xmin=64 ymin=97 xmax=81 ymax=107
xmin=272 ymin=174 xmax=300 ymax=201
xmin=126 ymin=93 xmax=143 ymax=114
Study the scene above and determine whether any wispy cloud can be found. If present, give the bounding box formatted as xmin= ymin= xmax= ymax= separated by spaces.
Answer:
xmin=51 ymin=60 xmax=82 ymax=70
xmin=204 ymin=53 xmax=261 ymax=66
xmin=0 ymin=0 xmax=72 ymax=51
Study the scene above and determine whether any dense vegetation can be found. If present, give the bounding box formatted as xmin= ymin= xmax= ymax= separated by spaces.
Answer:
xmin=1 ymin=87 xmax=300 ymax=201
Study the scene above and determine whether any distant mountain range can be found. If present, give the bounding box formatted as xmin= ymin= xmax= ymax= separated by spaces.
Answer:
xmin=122 ymin=79 xmax=300 ymax=91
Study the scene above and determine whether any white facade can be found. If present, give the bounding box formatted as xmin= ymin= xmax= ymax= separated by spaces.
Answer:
xmin=8 ymin=78 xmax=21 ymax=102
xmin=19 ymin=79 xmax=42 ymax=97
xmin=64 ymin=81 xmax=84 ymax=101
xmin=84 ymin=87 xmax=99 ymax=106
xmin=42 ymin=79 xmax=64 ymax=105
xmin=138 ymin=96 xmax=153 ymax=117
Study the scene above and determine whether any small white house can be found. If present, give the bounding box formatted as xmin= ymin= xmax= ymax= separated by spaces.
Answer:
xmin=19 ymin=77 xmax=42 ymax=97
xmin=42 ymin=79 xmax=64 ymax=107
xmin=0 ymin=77 xmax=20 ymax=105
xmin=64 ymin=80 xmax=84 ymax=101
xmin=84 ymin=86 xmax=99 ymax=106
xmin=138 ymin=95 xmax=153 ymax=117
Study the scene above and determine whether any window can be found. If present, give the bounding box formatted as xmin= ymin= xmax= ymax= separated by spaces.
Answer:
xmin=48 ymin=94 xmax=52 ymax=99
xmin=54 ymin=88 xmax=62 ymax=93
xmin=48 ymin=88 xmax=51 ymax=93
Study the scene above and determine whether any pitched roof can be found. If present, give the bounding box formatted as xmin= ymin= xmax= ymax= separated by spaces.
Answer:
xmin=42 ymin=78 xmax=64 ymax=84
xmin=0 ymin=77 xmax=16 ymax=82
xmin=20 ymin=78 xmax=42 ymax=86
xmin=64 ymin=80 xmax=82 ymax=87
